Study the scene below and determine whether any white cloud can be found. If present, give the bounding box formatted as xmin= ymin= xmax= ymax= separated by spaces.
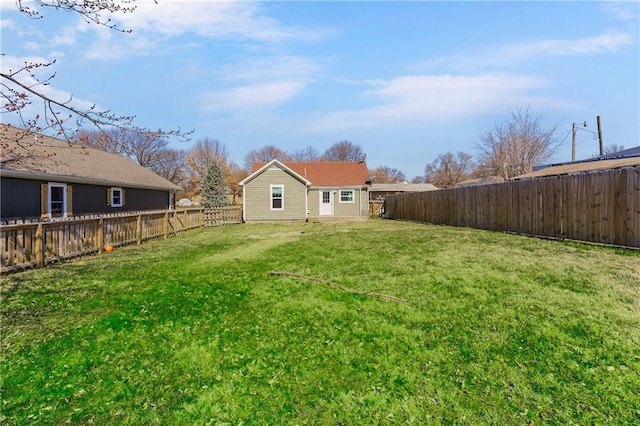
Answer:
xmin=112 ymin=1 xmax=325 ymax=42
xmin=422 ymin=32 xmax=636 ymax=71
xmin=306 ymin=73 xmax=578 ymax=132
xmin=202 ymin=80 xmax=306 ymax=112
xmin=500 ymin=32 xmax=635 ymax=58
xmin=23 ymin=41 xmax=40 ymax=51
xmin=603 ymin=2 xmax=639 ymax=22
xmin=0 ymin=18 xmax=15 ymax=29
xmin=50 ymin=26 xmax=78 ymax=46
xmin=219 ymin=55 xmax=323 ymax=83
xmin=71 ymin=1 xmax=327 ymax=60
xmin=199 ymin=54 xmax=321 ymax=113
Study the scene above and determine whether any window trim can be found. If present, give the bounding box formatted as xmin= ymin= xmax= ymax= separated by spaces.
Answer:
xmin=110 ymin=187 xmax=124 ymax=208
xmin=270 ymin=184 xmax=284 ymax=211
xmin=339 ymin=189 xmax=355 ymax=203
xmin=48 ymin=182 xmax=67 ymax=218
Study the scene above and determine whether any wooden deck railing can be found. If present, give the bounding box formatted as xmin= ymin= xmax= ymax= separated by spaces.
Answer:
xmin=0 ymin=206 xmax=242 ymax=273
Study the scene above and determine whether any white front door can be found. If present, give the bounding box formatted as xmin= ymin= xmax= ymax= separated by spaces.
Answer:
xmin=319 ymin=190 xmax=333 ymax=216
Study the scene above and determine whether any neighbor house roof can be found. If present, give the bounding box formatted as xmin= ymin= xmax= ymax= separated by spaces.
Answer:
xmin=0 ymin=125 xmax=181 ymax=191
xmin=248 ymin=160 xmax=370 ymax=187
xmin=455 ymin=176 xmax=504 ymax=187
xmin=513 ymin=156 xmax=640 ymax=180
xmin=370 ymin=183 xmax=438 ymax=192
xmin=592 ymin=146 xmax=640 ymax=160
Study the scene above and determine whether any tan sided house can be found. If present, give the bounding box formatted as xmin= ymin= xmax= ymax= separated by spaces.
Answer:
xmin=239 ymin=160 xmax=371 ymax=222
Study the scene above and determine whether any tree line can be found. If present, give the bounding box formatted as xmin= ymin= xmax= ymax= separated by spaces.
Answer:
xmin=74 ymin=132 xmax=408 ymax=206
xmin=61 ymin=106 xmax=623 ymax=208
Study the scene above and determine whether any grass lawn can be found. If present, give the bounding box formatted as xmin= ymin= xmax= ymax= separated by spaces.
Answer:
xmin=1 ymin=220 xmax=639 ymax=424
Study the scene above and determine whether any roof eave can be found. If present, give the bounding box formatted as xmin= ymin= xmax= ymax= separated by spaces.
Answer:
xmin=239 ymin=159 xmax=312 ymax=186
xmin=1 ymin=169 xmax=181 ymax=192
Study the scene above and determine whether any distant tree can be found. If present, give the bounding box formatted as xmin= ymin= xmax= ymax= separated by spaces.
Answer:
xmin=369 ymin=166 xmax=406 ymax=183
xmin=187 ymin=137 xmax=230 ymax=177
xmin=201 ymin=162 xmax=229 ymax=208
xmin=410 ymin=176 xmax=426 ymax=184
xmin=76 ymin=128 xmax=185 ymax=186
xmin=603 ymin=144 xmax=625 ymax=155
xmin=424 ymin=151 xmax=475 ymax=189
xmin=150 ymin=149 xmax=187 ymax=186
xmin=323 ymin=140 xmax=365 ymax=162
xmin=244 ymin=145 xmax=291 ymax=170
xmin=291 ymin=146 xmax=323 ymax=162
xmin=226 ymin=163 xmax=249 ymax=205
xmin=77 ymin=127 xmax=171 ymax=166
xmin=185 ymin=137 xmax=230 ymax=198
xmin=476 ymin=107 xmax=560 ymax=181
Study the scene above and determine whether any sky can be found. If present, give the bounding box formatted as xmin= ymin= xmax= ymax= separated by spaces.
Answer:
xmin=1 ymin=0 xmax=638 ymax=180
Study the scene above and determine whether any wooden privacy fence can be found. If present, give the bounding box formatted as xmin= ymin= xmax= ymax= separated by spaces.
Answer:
xmin=384 ymin=166 xmax=640 ymax=248
xmin=369 ymin=201 xmax=384 ymax=218
xmin=0 ymin=206 xmax=242 ymax=273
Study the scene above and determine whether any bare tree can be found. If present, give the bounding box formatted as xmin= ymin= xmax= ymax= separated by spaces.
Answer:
xmin=76 ymin=128 xmax=168 ymax=168
xmin=75 ymin=128 xmax=186 ymax=186
xmin=369 ymin=166 xmax=406 ymax=183
xmin=603 ymin=144 xmax=626 ymax=155
xmin=186 ymin=138 xmax=230 ymax=177
xmin=410 ymin=176 xmax=426 ymax=184
xmin=2 ymin=0 xmax=189 ymax=143
xmin=226 ymin=163 xmax=249 ymax=205
xmin=183 ymin=137 xmax=231 ymax=199
xmin=150 ymin=149 xmax=187 ymax=186
xmin=424 ymin=151 xmax=475 ymax=189
xmin=291 ymin=146 xmax=323 ymax=162
xmin=323 ymin=140 xmax=365 ymax=162
xmin=476 ymin=107 xmax=560 ymax=181
xmin=244 ymin=145 xmax=291 ymax=170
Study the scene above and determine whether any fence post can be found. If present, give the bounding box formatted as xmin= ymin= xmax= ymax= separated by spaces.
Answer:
xmin=97 ymin=218 xmax=104 ymax=253
xmin=183 ymin=209 xmax=188 ymax=232
xmin=35 ymin=223 xmax=44 ymax=268
xmin=163 ymin=211 xmax=169 ymax=239
xmin=136 ymin=214 xmax=143 ymax=244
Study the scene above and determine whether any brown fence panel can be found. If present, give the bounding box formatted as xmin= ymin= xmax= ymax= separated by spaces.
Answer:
xmin=204 ymin=206 xmax=242 ymax=226
xmin=384 ymin=166 xmax=640 ymax=248
xmin=1 ymin=206 xmax=244 ymax=273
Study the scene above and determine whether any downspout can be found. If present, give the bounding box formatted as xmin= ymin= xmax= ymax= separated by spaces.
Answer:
xmin=241 ymin=184 xmax=246 ymax=222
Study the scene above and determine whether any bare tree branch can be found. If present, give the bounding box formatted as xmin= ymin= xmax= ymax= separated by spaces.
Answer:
xmin=3 ymin=0 xmax=191 ymax=144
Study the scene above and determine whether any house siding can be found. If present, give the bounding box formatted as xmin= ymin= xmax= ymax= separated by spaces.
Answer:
xmin=243 ymin=168 xmax=307 ymax=222
xmin=306 ymin=187 xmax=367 ymax=218
xmin=333 ymin=187 xmax=365 ymax=217
xmin=1 ymin=177 xmax=42 ymax=220
xmin=73 ymin=185 xmax=169 ymax=214
xmin=1 ymin=177 xmax=170 ymax=221
xmin=308 ymin=189 xmax=321 ymax=217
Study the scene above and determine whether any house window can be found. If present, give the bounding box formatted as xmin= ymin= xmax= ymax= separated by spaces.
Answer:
xmin=48 ymin=183 xmax=67 ymax=217
xmin=110 ymin=187 xmax=124 ymax=208
xmin=271 ymin=185 xmax=284 ymax=210
xmin=339 ymin=190 xmax=354 ymax=203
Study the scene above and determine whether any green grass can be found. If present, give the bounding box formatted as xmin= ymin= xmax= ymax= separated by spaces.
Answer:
xmin=1 ymin=220 xmax=639 ymax=424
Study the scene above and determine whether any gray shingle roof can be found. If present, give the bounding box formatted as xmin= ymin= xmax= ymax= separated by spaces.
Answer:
xmin=0 ymin=125 xmax=181 ymax=191
xmin=370 ymin=183 xmax=438 ymax=192
xmin=513 ymin=156 xmax=640 ymax=179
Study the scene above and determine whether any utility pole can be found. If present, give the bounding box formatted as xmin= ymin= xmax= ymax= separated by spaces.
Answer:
xmin=597 ymin=116 xmax=603 ymax=156
xmin=572 ymin=122 xmax=576 ymax=162
xmin=572 ymin=121 xmax=587 ymax=162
